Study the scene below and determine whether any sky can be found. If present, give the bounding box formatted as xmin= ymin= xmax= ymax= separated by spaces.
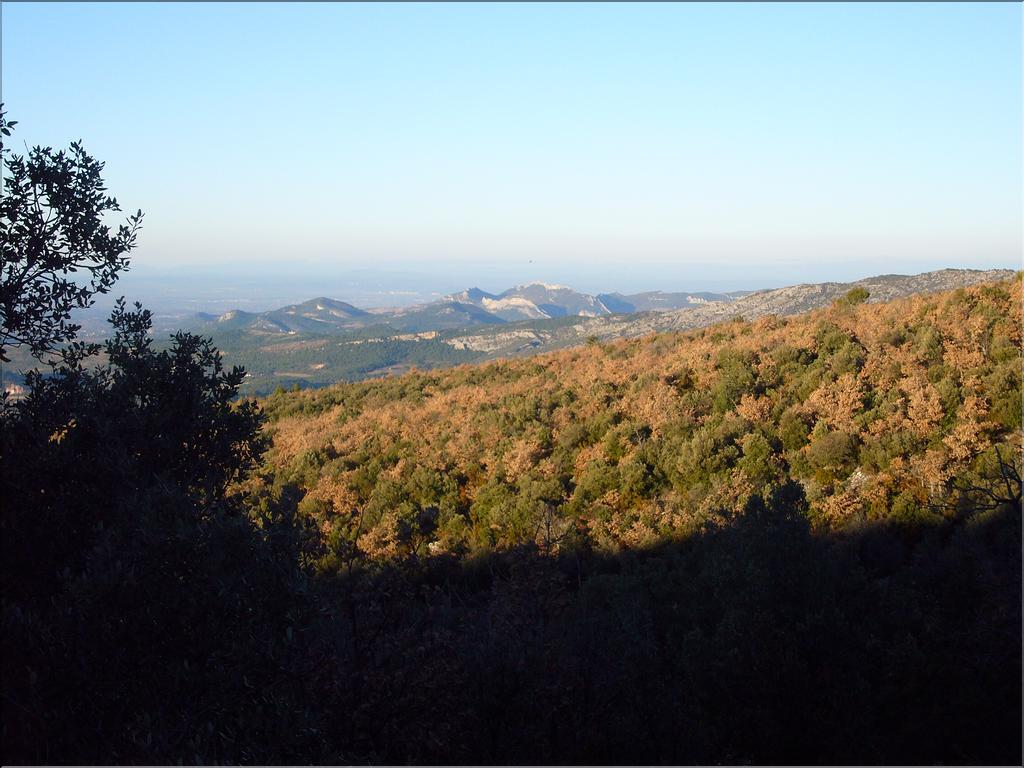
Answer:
xmin=2 ymin=2 xmax=1021 ymax=304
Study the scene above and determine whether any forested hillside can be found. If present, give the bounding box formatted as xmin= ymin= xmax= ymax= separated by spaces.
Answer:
xmin=259 ymin=277 xmax=1022 ymax=558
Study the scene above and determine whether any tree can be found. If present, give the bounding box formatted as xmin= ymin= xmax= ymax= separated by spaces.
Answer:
xmin=0 ymin=116 xmax=306 ymax=764
xmin=2 ymin=299 xmax=267 ymax=601
xmin=836 ymin=286 xmax=870 ymax=307
xmin=0 ymin=106 xmax=143 ymax=362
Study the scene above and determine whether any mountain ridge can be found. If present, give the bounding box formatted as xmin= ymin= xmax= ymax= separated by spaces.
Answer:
xmin=172 ymin=268 xmax=1018 ymax=394
xmin=442 ymin=268 xmax=1017 ymax=356
xmin=197 ymin=268 xmax=1014 ymax=340
xmin=191 ymin=278 xmax=747 ymax=333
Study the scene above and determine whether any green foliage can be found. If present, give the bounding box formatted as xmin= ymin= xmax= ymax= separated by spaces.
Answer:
xmin=914 ymin=323 xmax=944 ymax=366
xmin=739 ymin=431 xmax=775 ymax=486
xmin=567 ymin=458 xmax=618 ymax=514
xmin=805 ymin=429 xmax=859 ymax=483
xmin=779 ymin=408 xmax=811 ymax=451
xmin=619 ymin=456 xmax=661 ymax=503
xmin=711 ymin=348 xmax=757 ymax=413
xmin=836 ymin=286 xmax=870 ymax=307
xmin=985 ymin=362 xmax=1023 ymax=430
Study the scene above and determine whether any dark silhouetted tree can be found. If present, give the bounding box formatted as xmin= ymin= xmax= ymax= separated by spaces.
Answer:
xmin=0 ymin=106 xmax=142 ymax=362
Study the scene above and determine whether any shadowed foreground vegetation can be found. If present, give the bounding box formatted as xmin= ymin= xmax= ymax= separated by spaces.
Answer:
xmin=2 ymin=473 xmax=1019 ymax=763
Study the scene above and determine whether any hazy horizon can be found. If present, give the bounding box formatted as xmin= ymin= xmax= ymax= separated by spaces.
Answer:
xmin=80 ymin=261 xmax=1013 ymax=317
xmin=2 ymin=2 xmax=1020 ymax=293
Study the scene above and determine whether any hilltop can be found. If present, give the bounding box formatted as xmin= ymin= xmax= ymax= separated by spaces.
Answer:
xmin=445 ymin=267 xmax=1016 ymax=355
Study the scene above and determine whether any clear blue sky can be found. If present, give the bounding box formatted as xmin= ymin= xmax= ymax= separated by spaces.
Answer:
xmin=2 ymin=2 xmax=1021 ymax=296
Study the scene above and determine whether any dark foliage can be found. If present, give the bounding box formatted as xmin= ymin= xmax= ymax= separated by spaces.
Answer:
xmin=0 ymin=301 xmax=321 ymax=763
xmin=1 ymin=300 xmax=265 ymax=601
xmin=4 ymin=462 xmax=1019 ymax=763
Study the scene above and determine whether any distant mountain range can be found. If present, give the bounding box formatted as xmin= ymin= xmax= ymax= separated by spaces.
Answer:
xmin=190 ymin=282 xmax=744 ymax=335
xmin=4 ymin=268 xmax=1015 ymax=400
xmin=448 ymin=283 xmax=739 ymax=321
xmin=168 ymin=267 xmax=1017 ymax=395
xmin=441 ymin=268 xmax=1017 ymax=357
xmin=193 ymin=298 xmax=371 ymax=334
xmin=192 ymin=296 xmax=512 ymax=335
xmin=192 ymin=270 xmax=1015 ymax=343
